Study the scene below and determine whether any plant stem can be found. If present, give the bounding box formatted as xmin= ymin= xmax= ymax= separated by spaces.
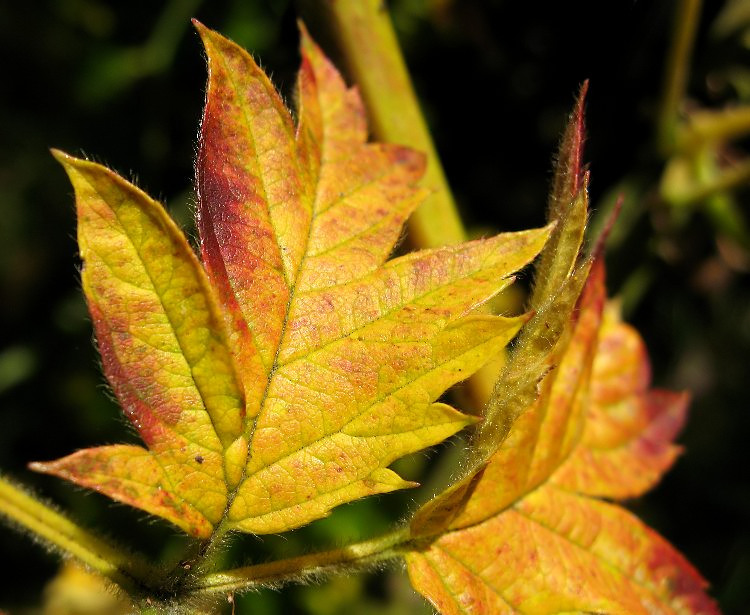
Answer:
xmin=678 ymin=106 xmax=750 ymax=151
xmin=323 ymin=0 xmax=466 ymax=249
xmin=0 ymin=475 xmax=154 ymax=596
xmin=678 ymin=156 xmax=750 ymax=208
xmin=657 ymin=0 xmax=702 ymax=155
xmin=189 ymin=525 xmax=410 ymax=595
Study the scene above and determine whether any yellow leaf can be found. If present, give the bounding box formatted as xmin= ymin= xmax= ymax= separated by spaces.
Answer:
xmin=32 ymin=25 xmax=550 ymax=539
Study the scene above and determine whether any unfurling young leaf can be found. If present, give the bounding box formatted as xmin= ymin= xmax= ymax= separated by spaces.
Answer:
xmin=410 ymin=84 xmax=592 ymax=536
xmin=405 ymin=89 xmax=719 ymax=614
xmin=31 ymin=24 xmax=550 ymax=540
xmin=405 ymin=260 xmax=718 ymax=614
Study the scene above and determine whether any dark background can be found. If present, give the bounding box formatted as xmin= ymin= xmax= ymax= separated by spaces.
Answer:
xmin=0 ymin=0 xmax=748 ymax=612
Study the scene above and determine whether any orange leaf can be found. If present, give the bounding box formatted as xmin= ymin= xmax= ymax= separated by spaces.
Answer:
xmin=406 ymin=91 xmax=715 ymax=613
xmin=550 ymin=301 xmax=689 ymax=499
xmin=406 ymin=260 xmax=718 ymax=614
xmin=32 ymin=24 xmax=551 ymax=539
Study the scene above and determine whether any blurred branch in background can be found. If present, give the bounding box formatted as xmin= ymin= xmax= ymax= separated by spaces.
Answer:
xmin=592 ymin=0 xmax=750 ymax=316
xmin=659 ymin=0 xmax=750 ymax=251
xmin=300 ymin=0 xmax=517 ymax=411
xmin=657 ymin=0 xmax=703 ymax=153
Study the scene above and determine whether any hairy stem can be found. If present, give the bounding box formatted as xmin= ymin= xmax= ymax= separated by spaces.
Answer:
xmin=189 ymin=526 xmax=411 ymax=595
xmin=0 ymin=474 xmax=155 ymax=597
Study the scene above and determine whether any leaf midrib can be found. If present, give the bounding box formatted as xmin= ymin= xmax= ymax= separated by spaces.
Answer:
xmin=206 ymin=45 xmax=315 ymax=545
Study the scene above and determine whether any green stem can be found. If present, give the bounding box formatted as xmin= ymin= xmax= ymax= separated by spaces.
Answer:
xmin=688 ymin=157 xmax=750 ymax=207
xmin=678 ymin=106 xmax=750 ymax=151
xmin=189 ymin=526 xmax=410 ymax=595
xmin=0 ymin=475 xmax=155 ymax=596
xmin=657 ymin=0 xmax=702 ymax=155
xmin=323 ymin=0 xmax=466 ymax=248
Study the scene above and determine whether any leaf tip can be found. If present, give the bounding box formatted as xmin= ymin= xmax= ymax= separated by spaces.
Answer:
xmin=569 ymin=81 xmax=589 ymax=196
xmin=549 ymin=83 xmax=589 ymax=212
xmin=462 ymin=413 xmax=483 ymax=430
xmin=535 ymin=219 xmax=559 ymax=251
xmin=192 ymin=19 xmax=221 ymax=50
xmin=50 ymin=148 xmax=77 ymax=171
xmin=297 ymin=19 xmax=312 ymax=46
xmin=49 ymin=151 xmax=96 ymax=180
xmin=50 ymin=151 xmax=91 ymax=188
xmin=544 ymin=219 xmax=558 ymax=235
xmin=576 ymin=80 xmax=589 ymax=121
xmin=27 ymin=460 xmax=55 ymax=476
xmin=191 ymin=18 xmax=209 ymax=36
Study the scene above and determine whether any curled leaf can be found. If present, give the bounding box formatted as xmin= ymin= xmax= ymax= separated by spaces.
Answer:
xmin=406 ymin=85 xmax=716 ymax=612
xmin=411 ymin=84 xmax=592 ymax=536
xmin=406 ymin=262 xmax=717 ymax=613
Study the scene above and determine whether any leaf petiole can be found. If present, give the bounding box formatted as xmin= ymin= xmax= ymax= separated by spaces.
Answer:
xmin=188 ymin=526 xmax=411 ymax=596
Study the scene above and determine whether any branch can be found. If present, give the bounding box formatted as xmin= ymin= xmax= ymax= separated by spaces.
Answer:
xmin=657 ymin=0 xmax=703 ymax=154
xmin=322 ymin=0 xmax=466 ymax=249
xmin=189 ymin=526 xmax=410 ymax=596
xmin=0 ymin=474 xmax=156 ymax=597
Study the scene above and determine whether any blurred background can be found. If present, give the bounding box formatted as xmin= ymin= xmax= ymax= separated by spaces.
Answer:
xmin=0 ymin=0 xmax=748 ymax=612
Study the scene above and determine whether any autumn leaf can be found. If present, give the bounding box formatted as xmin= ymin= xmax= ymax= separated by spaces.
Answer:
xmin=404 ymin=91 xmax=718 ymax=613
xmin=405 ymin=260 xmax=718 ymax=613
xmin=30 ymin=24 xmax=551 ymax=540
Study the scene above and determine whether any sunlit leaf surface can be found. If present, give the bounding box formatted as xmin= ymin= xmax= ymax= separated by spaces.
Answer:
xmin=32 ymin=25 xmax=549 ymax=539
xmin=406 ymin=262 xmax=717 ymax=614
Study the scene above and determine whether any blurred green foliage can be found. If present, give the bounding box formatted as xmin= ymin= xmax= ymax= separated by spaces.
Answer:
xmin=1 ymin=1 xmax=748 ymax=612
